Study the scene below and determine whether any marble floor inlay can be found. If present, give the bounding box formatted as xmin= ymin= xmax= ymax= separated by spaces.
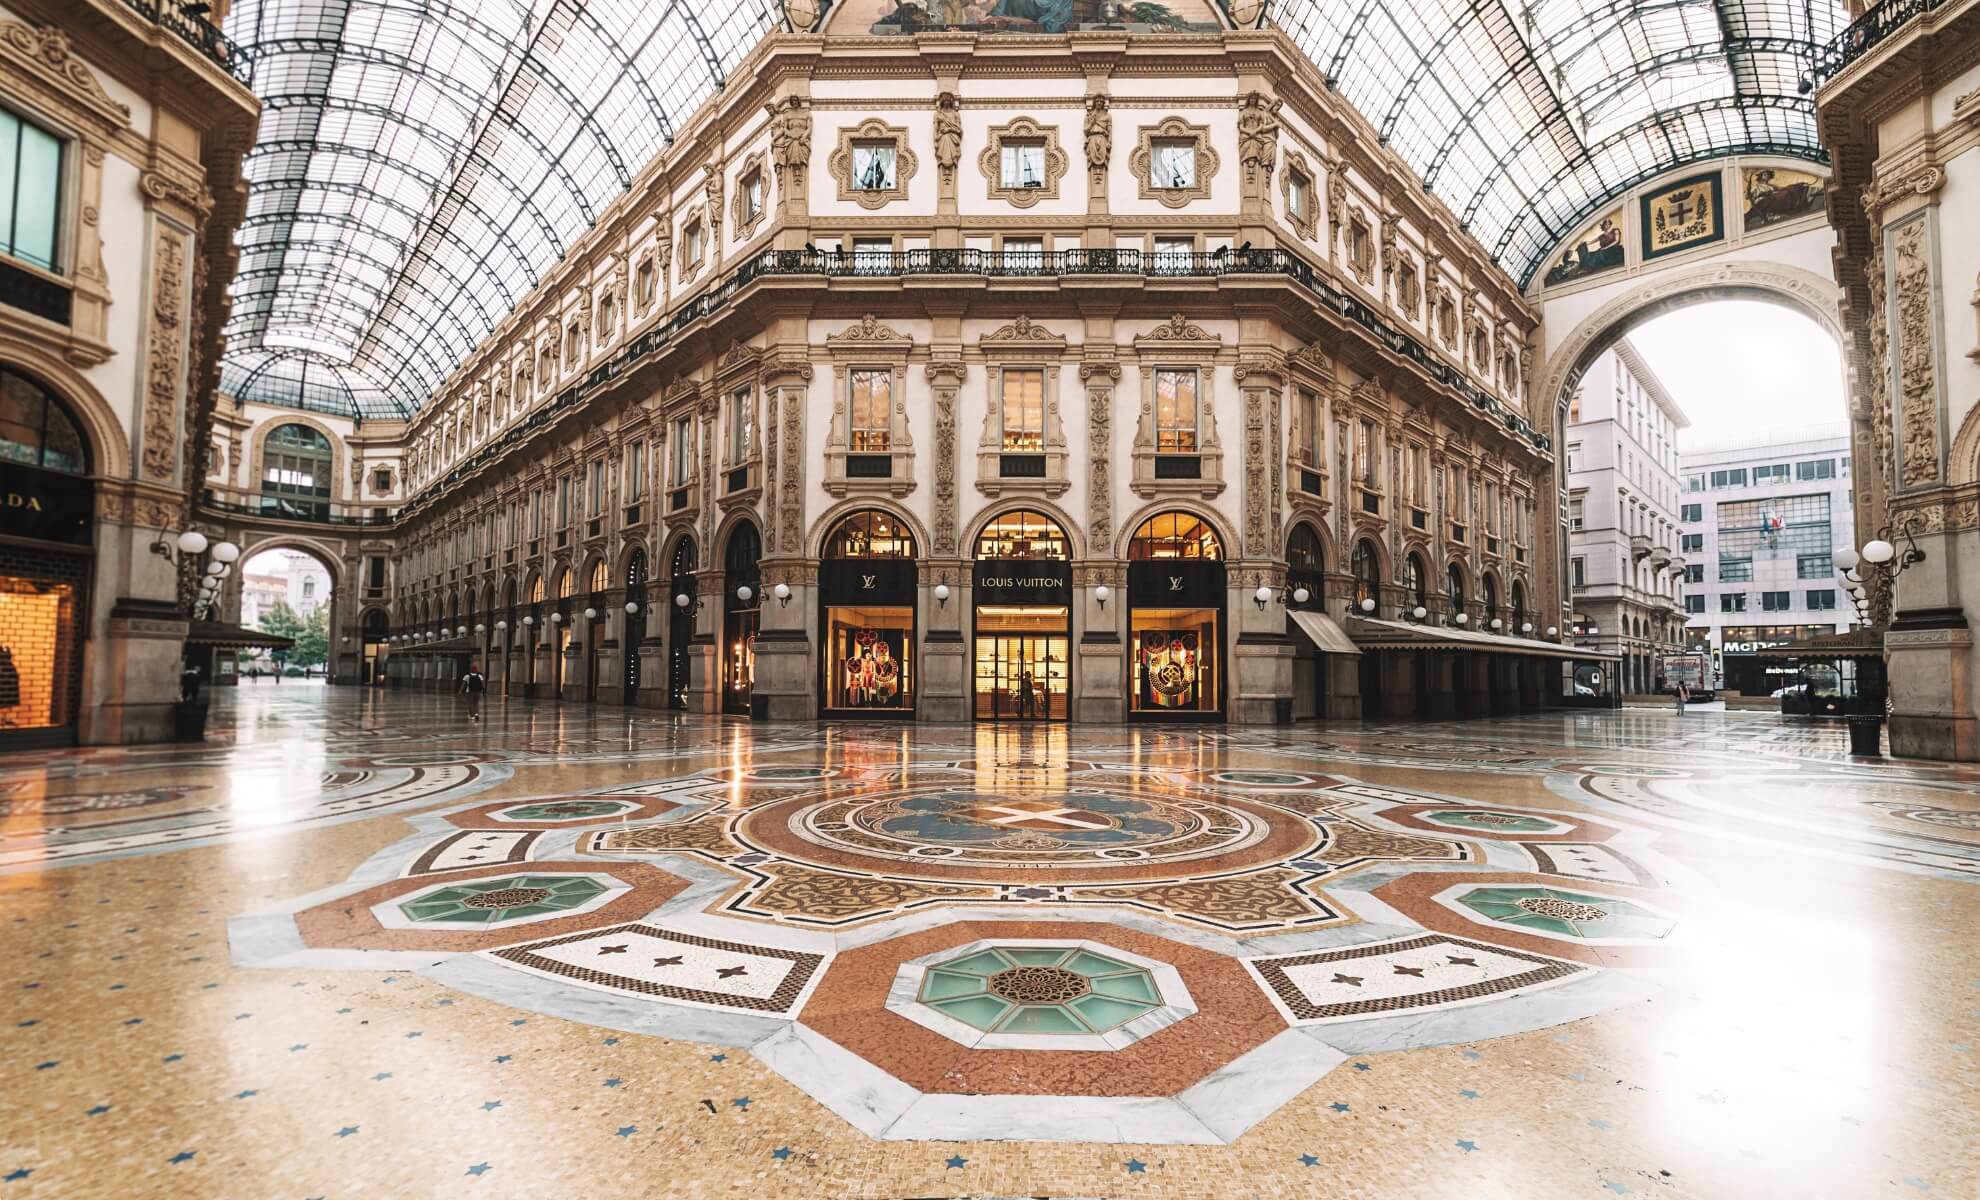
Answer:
xmin=3 ymin=685 xmax=1977 ymax=1195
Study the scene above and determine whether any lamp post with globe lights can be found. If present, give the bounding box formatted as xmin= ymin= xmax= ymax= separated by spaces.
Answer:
xmin=1829 ymin=521 xmax=1925 ymax=756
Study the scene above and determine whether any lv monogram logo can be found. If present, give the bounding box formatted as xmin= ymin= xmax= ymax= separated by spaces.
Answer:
xmin=1168 ymin=575 xmax=1183 ymax=591
xmin=861 ymin=574 xmax=876 ymax=589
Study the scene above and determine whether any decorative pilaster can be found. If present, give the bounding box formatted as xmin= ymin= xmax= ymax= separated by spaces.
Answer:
xmin=1080 ymin=360 xmax=1121 ymax=555
xmin=927 ymin=358 xmax=965 ymax=557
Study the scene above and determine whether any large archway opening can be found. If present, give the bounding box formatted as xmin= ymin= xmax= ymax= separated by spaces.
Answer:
xmin=237 ymin=544 xmax=339 ymax=683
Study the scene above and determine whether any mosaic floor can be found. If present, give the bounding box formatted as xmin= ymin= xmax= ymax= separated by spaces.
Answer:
xmin=4 ymin=686 xmax=1978 ymax=1198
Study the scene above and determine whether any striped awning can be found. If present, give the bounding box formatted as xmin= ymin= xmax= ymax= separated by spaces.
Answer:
xmin=1346 ymin=617 xmax=1618 ymax=661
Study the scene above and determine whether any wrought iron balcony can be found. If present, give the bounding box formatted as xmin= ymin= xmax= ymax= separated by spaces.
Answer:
xmin=197 ymin=490 xmax=399 ymax=527
xmin=120 ymin=0 xmax=250 ymax=83
xmin=1815 ymin=0 xmax=1946 ymax=84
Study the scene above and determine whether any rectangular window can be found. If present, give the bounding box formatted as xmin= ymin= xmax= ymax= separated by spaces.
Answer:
xmin=1714 ymin=492 xmax=1831 ymax=559
xmin=852 ymin=237 xmax=891 ymax=274
xmin=625 ymin=439 xmax=645 ymax=502
xmin=1002 ymin=237 xmax=1045 ymax=270
xmin=1569 ymin=499 xmax=1584 ymax=531
xmin=672 ymin=417 xmax=692 ymax=486
xmin=636 ymin=260 xmax=656 ymax=305
xmin=1001 ymin=368 xmax=1044 ymax=451
xmin=850 ymin=368 xmax=892 ymax=452
xmin=728 ymin=389 xmax=753 ymax=464
xmin=1721 ymin=593 xmax=1747 ymax=613
xmin=1153 ymin=236 xmax=1193 ymax=275
xmin=1151 ymin=140 xmax=1195 ymax=188
xmin=1296 ymin=388 xmax=1320 ymax=464
xmin=589 ymin=460 xmax=605 ymax=516
xmin=1796 ymin=458 xmax=1837 ymax=481
xmin=1684 ymin=563 xmax=1703 ymax=584
xmin=1806 ymin=589 xmax=1837 ymax=610
xmin=1752 ymin=463 xmax=1789 ymax=485
xmin=1681 ymin=533 xmax=1703 ymax=553
xmin=1000 ymin=141 xmax=1046 ymax=189
xmin=1796 ymin=553 xmax=1832 ymax=579
xmin=1718 ymin=556 xmax=1753 ymax=582
xmin=557 ymin=476 xmax=572 ymax=527
xmin=1710 ymin=468 xmax=1748 ymax=488
xmin=1761 ymin=590 xmax=1792 ymax=612
xmin=1684 ymin=473 xmax=1705 ymax=492
xmin=743 ymin=170 xmax=763 ymax=221
xmin=683 ymin=221 xmax=703 ymax=264
xmin=0 ymin=107 xmax=63 ymax=272
xmin=1287 ymin=171 xmax=1308 ymax=220
xmin=1680 ymin=503 xmax=1702 ymax=522
xmin=1154 ymin=368 xmax=1198 ymax=453
xmin=1570 ymin=556 xmax=1585 ymax=589
xmin=851 ymin=142 xmax=897 ymax=190
xmin=1685 ymin=594 xmax=1705 ymax=614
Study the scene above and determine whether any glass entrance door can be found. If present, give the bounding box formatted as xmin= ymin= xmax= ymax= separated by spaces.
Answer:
xmin=973 ymin=632 xmax=1069 ymax=721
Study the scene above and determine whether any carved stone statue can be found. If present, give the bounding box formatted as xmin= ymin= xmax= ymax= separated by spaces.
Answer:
xmin=1237 ymin=91 xmax=1281 ymax=179
xmin=1084 ymin=95 xmax=1111 ymax=170
xmin=767 ymin=95 xmax=812 ymax=178
xmin=934 ymin=92 xmax=963 ymax=177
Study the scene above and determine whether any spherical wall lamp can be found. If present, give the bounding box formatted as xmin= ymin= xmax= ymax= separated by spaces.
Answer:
xmin=1359 ymin=597 xmax=1376 ymax=613
xmin=549 ymin=612 xmax=563 ymax=624
xmin=674 ymin=593 xmax=691 ymax=609
xmin=624 ymin=602 xmax=639 ymax=615
xmin=1253 ymin=585 xmax=1273 ymax=609
xmin=1833 ymin=547 xmax=1860 ymax=571
xmin=211 ymin=541 xmax=241 ymax=564
xmin=1094 ymin=584 xmax=1111 ymax=606
xmin=176 ymin=530 xmax=208 ymax=555
xmin=933 ymin=583 xmax=950 ymax=607
xmin=773 ymin=582 xmax=791 ymax=607
xmin=735 ymin=585 xmax=753 ymax=604
xmin=1454 ymin=612 xmax=1468 ymax=625
xmin=1292 ymin=586 xmax=1311 ymax=605
xmin=583 ymin=608 xmax=597 ymax=621
xmin=1412 ymin=605 xmax=1428 ymax=620
xmin=1861 ymin=539 xmax=1896 ymax=565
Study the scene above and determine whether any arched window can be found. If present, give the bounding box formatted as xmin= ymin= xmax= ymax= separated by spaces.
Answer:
xmin=1404 ymin=553 xmax=1428 ymax=614
xmin=1482 ymin=574 xmax=1500 ymax=626
xmin=670 ymin=536 xmax=698 ymax=577
xmin=1286 ymin=524 xmax=1324 ymax=609
xmin=556 ymin=568 xmax=574 ymax=600
xmin=1511 ymin=581 xmax=1528 ymax=632
xmin=1446 ymin=562 xmax=1466 ymax=614
xmin=1128 ymin=511 xmax=1222 ymax=560
xmin=0 ymin=368 xmax=88 ymax=475
xmin=589 ymin=558 xmax=608 ymax=595
xmin=976 ymin=509 xmax=1069 ymax=559
xmin=1351 ymin=539 xmax=1380 ymax=607
xmin=529 ymin=575 xmax=544 ymax=605
xmin=824 ymin=509 xmax=915 ymax=558
xmin=725 ymin=522 xmax=763 ymax=576
xmin=262 ymin=423 xmax=333 ymax=518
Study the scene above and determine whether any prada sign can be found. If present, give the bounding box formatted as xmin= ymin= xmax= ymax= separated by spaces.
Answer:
xmin=972 ymin=559 xmax=1070 ymax=607
xmin=1128 ymin=560 xmax=1226 ymax=608
xmin=1 ymin=467 xmax=92 ymax=547
xmin=820 ymin=558 xmax=916 ymax=606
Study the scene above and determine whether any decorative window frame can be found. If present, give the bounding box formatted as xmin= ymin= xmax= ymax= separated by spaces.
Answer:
xmin=1285 ymin=344 xmax=1335 ymax=491
xmin=829 ymin=119 xmax=917 ymax=211
xmin=1394 ymin=256 xmax=1422 ymax=320
xmin=1434 ymin=289 xmax=1459 ymax=347
xmin=715 ymin=342 xmax=764 ymax=509
xmin=973 ymin=316 xmax=1070 ymax=498
xmin=1281 ymin=150 xmax=1317 ymax=240
xmin=977 ymin=117 xmax=1068 ymax=208
xmin=634 ymin=254 xmax=658 ymax=312
xmin=1345 ymin=206 xmax=1375 ymax=285
xmin=1131 ymin=117 xmax=1218 ymax=210
xmin=1128 ymin=314 xmax=1226 ymax=500
xmin=731 ymin=151 xmax=769 ymax=241
xmin=677 ymin=206 xmax=706 ymax=283
xmin=251 ymin=414 xmax=345 ymax=506
xmin=823 ymin=314 xmax=916 ymax=498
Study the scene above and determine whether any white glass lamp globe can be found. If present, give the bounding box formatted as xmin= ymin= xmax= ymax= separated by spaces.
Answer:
xmin=1833 ymin=547 xmax=1860 ymax=571
xmin=581 ymin=608 xmax=595 ymax=621
xmin=1094 ymin=584 xmax=1111 ymax=604
xmin=1292 ymin=586 xmax=1310 ymax=604
xmin=457 ymin=626 xmax=468 ymax=636
xmin=1359 ymin=597 xmax=1376 ymax=613
xmin=933 ymin=583 xmax=950 ymax=603
xmin=475 ymin=623 xmax=485 ymax=634
xmin=1455 ymin=612 xmax=1468 ymax=625
xmin=494 ymin=620 xmax=507 ymax=631
xmin=1255 ymin=586 xmax=1273 ymax=605
xmin=1490 ymin=618 xmax=1503 ymax=630
xmin=624 ymin=602 xmax=639 ymax=615
xmin=211 ymin=541 xmax=240 ymax=563
xmin=176 ymin=530 xmax=208 ymax=555
xmin=549 ymin=612 xmax=562 ymax=624
xmin=736 ymin=585 xmax=753 ymax=604
xmin=1861 ymin=539 xmax=1896 ymax=565
xmin=1521 ymin=622 xmax=1533 ymax=633
xmin=522 ymin=616 xmax=535 ymax=627
xmin=773 ymin=583 xmax=791 ymax=602
xmin=1546 ymin=625 xmax=1558 ymax=637
xmin=1412 ymin=605 xmax=1427 ymax=620
xmin=675 ymin=593 xmax=690 ymax=608
xmin=206 ymin=561 xmax=226 ymax=575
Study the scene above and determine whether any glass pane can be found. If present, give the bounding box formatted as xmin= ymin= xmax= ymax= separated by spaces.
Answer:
xmin=0 ymin=112 xmax=17 ymax=259
xmin=919 ymin=969 xmax=985 ymax=1000
xmin=14 ymin=121 xmax=61 ymax=271
xmin=998 ymin=1005 xmax=1086 ymax=1034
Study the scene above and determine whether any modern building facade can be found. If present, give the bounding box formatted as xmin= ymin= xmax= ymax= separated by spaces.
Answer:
xmin=1565 ymin=340 xmax=1689 ymax=694
xmin=1677 ymin=427 xmax=1857 ymax=695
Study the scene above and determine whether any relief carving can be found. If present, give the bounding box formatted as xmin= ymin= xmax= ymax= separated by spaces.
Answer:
xmin=1083 ymin=95 xmax=1111 ymax=174
xmin=1081 ymin=361 xmax=1120 ymax=552
xmin=1236 ymin=91 xmax=1281 ymax=194
xmin=141 ymin=232 xmax=187 ymax=482
xmin=1890 ymin=216 xmax=1942 ymax=489
xmin=767 ymin=96 xmax=812 ymax=182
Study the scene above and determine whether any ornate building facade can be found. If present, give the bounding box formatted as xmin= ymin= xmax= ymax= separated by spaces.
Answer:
xmin=0 ymin=1 xmax=254 ymax=746
xmin=196 ymin=3 xmax=1592 ymax=725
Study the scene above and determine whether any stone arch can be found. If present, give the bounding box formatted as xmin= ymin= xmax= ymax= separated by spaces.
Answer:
xmin=1280 ymin=511 xmax=1337 ymax=570
xmin=0 ymin=337 xmax=129 ymax=479
xmin=963 ymin=499 xmax=1086 ymax=561
xmin=237 ymin=533 xmax=347 ymax=592
xmin=1112 ymin=500 xmax=1231 ymax=561
xmin=713 ymin=508 xmax=767 ymax=565
xmin=250 ymin=413 xmax=346 ymax=504
xmin=808 ymin=499 xmax=931 ymax=561
xmin=1949 ymin=396 xmax=1980 ymax=487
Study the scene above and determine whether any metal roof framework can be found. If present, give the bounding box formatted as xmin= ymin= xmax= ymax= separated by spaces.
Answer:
xmin=218 ymin=0 xmax=1842 ymax=420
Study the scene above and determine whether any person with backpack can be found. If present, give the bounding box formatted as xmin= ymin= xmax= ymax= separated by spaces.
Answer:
xmin=461 ymin=661 xmax=487 ymax=721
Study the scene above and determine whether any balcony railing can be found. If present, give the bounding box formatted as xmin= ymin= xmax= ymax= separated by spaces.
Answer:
xmin=120 ymin=0 xmax=250 ymax=83
xmin=197 ymin=490 xmax=398 ymax=527
xmin=399 ymin=243 xmax=1548 ymax=521
xmin=1815 ymin=0 xmax=1945 ymax=83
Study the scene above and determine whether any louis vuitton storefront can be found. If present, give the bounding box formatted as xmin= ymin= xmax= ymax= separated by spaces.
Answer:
xmin=1126 ymin=511 xmax=1225 ymax=720
xmin=818 ymin=510 xmax=916 ymax=718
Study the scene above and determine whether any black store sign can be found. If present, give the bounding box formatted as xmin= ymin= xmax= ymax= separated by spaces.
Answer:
xmin=972 ymin=560 xmax=1070 ymax=607
xmin=820 ymin=558 xmax=917 ymax=606
xmin=2 ymin=467 xmax=93 ymax=547
xmin=1128 ymin=560 xmax=1226 ymax=608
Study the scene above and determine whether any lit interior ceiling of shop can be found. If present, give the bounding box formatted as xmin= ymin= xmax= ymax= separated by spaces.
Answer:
xmin=218 ymin=0 xmax=1842 ymax=420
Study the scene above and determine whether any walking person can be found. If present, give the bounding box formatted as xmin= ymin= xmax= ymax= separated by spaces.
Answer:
xmin=1674 ymin=681 xmax=1689 ymax=716
xmin=461 ymin=660 xmax=487 ymax=722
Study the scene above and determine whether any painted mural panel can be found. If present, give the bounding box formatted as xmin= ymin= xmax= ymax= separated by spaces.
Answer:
xmin=1541 ymin=206 xmax=1624 ymax=288
xmin=1640 ymin=173 xmax=1724 ymax=260
xmin=860 ymin=0 xmax=1219 ymax=32
xmin=1742 ymin=166 xmax=1827 ymax=231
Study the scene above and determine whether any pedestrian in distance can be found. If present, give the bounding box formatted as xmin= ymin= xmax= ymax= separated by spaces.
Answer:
xmin=1674 ymin=682 xmax=1689 ymax=716
xmin=461 ymin=661 xmax=487 ymax=722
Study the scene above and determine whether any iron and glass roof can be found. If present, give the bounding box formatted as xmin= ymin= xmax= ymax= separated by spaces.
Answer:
xmin=217 ymin=0 xmax=1842 ymax=420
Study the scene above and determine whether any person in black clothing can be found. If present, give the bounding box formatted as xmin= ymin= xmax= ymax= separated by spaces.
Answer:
xmin=461 ymin=661 xmax=487 ymax=721
xmin=179 ymin=664 xmax=201 ymax=703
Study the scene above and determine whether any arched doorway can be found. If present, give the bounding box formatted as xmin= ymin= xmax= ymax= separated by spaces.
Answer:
xmin=818 ymin=509 xmax=915 ymax=718
xmin=238 ymin=543 xmax=339 ymax=683
xmin=972 ymin=509 xmax=1072 ymax=721
xmin=552 ymin=566 xmax=574 ymax=696
xmin=524 ymin=573 xmax=545 ymax=696
xmin=585 ymin=558 xmax=607 ymax=702
xmin=623 ymin=548 xmax=647 ymax=701
xmin=361 ymin=608 xmax=389 ymax=684
xmin=1351 ymin=539 xmax=1381 ymax=613
xmin=1126 ymin=510 xmax=1224 ymax=720
xmin=0 ymin=367 xmax=92 ymax=747
xmin=1445 ymin=562 xmax=1468 ymax=625
xmin=666 ymin=537 xmax=696 ymax=710
xmin=1403 ymin=552 xmax=1428 ymax=617
xmin=722 ymin=522 xmax=762 ymax=716
xmin=1482 ymin=573 xmax=1501 ymax=632
xmin=1286 ymin=523 xmax=1328 ymax=721
xmin=1511 ymin=581 xmax=1529 ymax=635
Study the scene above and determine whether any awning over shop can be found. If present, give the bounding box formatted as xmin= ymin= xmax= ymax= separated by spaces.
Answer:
xmin=1288 ymin=610 xmax=1360 ymax=656
xmin=1750 ymin=628 xmax=1883 ymax=660
xmin=1345 ymin=616 xmax=1620 ymax=661
xmin=393 ymin=636 xmax=479 ymax=657
xmin=184 ymin=620 xmax=295 ymax=651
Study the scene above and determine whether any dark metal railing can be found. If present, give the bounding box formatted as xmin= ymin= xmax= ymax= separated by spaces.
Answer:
xmin=120 ymin=0 xmax=251 ymax=83
xmin=197 ymin=491 xmax=399 ymax=527
xmin=1815 ymin=0 xmax=1943 ymax=82
xmin=398 ymin=242 xmax=1547 ymax=522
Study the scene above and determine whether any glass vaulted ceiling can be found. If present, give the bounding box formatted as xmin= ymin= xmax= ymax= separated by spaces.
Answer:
xmin=217 ymin=0 xmax=1842 ymax=421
